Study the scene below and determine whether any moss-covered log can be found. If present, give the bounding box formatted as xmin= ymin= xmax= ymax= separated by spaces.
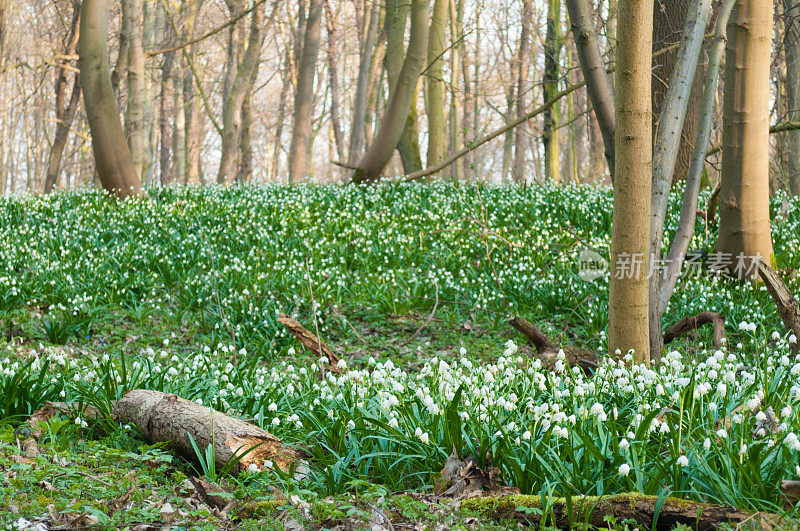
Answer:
xmin=460 ymin=493 xmax=781 ymax=531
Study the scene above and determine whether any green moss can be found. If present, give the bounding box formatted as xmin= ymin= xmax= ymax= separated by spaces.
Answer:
xmin=234 ymin=499 xmax=285 ymax=518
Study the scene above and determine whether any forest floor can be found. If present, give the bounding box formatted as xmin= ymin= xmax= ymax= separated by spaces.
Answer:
xmin=0 ymin=185 xmax=799 ymax=530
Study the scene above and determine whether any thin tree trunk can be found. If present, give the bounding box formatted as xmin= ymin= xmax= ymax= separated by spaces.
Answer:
xmin=542 ymin=0 xmax=562 ymax=183
xmin=717 ymin=0 xmax=774 ymax=277
xmin=565 ymin=0 xmax=615 ymax=179
xmin=270 ymin=50 xmax=292 ymax=182
xmin=608 ymin=0 xmax=653 ymax=362
xmin=447 ymin=0 xmax=464 ymax=181
xmin=238 ymin=93 xmax=253 ymax=182
xmin=511 ymin=0 xmax=533 ymax=183
xmin=352 ymin=0 xmax=430 ymax=182
xmin=181 ymin=0 xmax=204 ymax=185
xmin=123 ymin=0 xmax=147 ymax=181
xmin=348 ymin=0 xmax=381 ymax=165
xmin=44 ymin=4 xmax=82 ymax=194
xmin=648 ymin=0 xmax=712 ymax=357
xmin=159 ymin=43 xmax=175 ymax=185
xmin=658 ymin=0 xmax=736 ymax=316
xmin=785 ymin=0 xmax=800 ymax=194
xmin=287 ymin=0 xmax=323 ymax=181
xmin=425 ymin=0 xmax=449 ymax=170
xmin=324 ymin=0 xmax=345 ymax=161
xmin=217 ymin=5 xmax=265 ymax=183
xmin=79 ymin=0 xmax=143 ymax=198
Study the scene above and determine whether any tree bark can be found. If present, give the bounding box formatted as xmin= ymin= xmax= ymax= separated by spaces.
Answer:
xmin=565 ymin=0 xmax=616 ymax=180
xmin=541 ymin=0 xmax=562 ymax=183
xmin=658 ymin=0 xmax=735 ymax=319
xmin=717 ymin=0 xmax=774 ymax=277
xmin=511 ymin=0 xmax=533 ymax=183
xmin=447 ymin=0 xmax=464 ymax=181
xmin=324 ymin=0 xmax=345 ymax=161
xmin=287 ymin=0 xmax=323 ymax=182
xmin=347 ymin=0 xmax=381 ymax=165
xmin=79 ymin=0 xmax=143 ymax=198
xmin=425 ymin=0 xmax=449 ymax=171
xmin=352 ymin=0 xmax=429 ymax=183
xmin=123 ymin=0 xmax=147 ymax=181
xmin=608 ymin=0 xmax=653 ymax=362
xmin=217 ymin=4 xmax=265 ymax=184
xmin=44 ymin=4 xmax=82 ymax=194
xmin=648 ymin=0 xmax=712 ymax=358
xmin=113 ymin=390 xmax=303 ymax=473
xmin=784 ymin=0 xmax=800 ymax=194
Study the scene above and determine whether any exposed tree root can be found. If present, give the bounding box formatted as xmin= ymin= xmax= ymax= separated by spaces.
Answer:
xmin=662 ymin=311 xmax=726 ymax=348
xmin=508 ymin=317 xmax=599 ymax=372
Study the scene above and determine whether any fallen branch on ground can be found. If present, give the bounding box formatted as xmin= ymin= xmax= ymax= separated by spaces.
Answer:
xmin=662 ymin=312 xmax=726 ymax=348
xmin=508 ymin=317 xmax=598 ymax=372
xmin=277 ymin=313 xmax=342 ymax=371
xmin=113 ymin=389 xmax=304 ymax=473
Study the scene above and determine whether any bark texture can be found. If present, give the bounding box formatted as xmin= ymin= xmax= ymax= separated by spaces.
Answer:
xmin=511 ymin=0 xmax=533 ymax=183
xmin=352 ymin=0 xmax=429 ymax=183
xmin=541 ymin=0 xmax=562 ymax=183
xmin=288 ymin=0 xmax=323 ymax=182
xmin=79 ymin=0 xmax=143 ymax=198
xmin=217 ymin=4 xmax=265 ymax=183
xmin=608 ymin=0 xmax=653 ymax=362
xmin=565 ymin=0 xmax=615 ymax=179
xmin=113 ymin=389 xmax=303 ymax=473
xmin=784 ymin=0 xmax=800 ymax=194
xmin=347 ymin=0 xmax=381 ymax=165
xmin=123 ymin=0 xmax=147 ymax=181
xmin=717 ymin=0 xmax=774 ymax=276
xmin=425 ymin=0 xmax=449 ymax=171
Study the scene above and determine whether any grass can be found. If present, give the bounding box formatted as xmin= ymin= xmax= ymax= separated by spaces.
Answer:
xmin=0 ymin=183 xmax=798 ymax=529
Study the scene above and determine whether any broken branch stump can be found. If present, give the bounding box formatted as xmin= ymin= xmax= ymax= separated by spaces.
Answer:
xmin=662 ymin=312 xmax=726 ymax=348
xmin=757 ymin=261 xmax=800 ymax=353
xmin=113 ymin=389 xmax=303 ymax=473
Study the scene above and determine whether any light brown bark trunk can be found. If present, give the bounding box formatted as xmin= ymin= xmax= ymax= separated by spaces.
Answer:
xmin=79 ymin=0 xmax=143 ymax=198
xmin=717 ymin=0 xmax=774 ymax=276
xmin=352 ymin=0 xmax=429 ymax=183
xmin=511 ymin=0 xmax=533 ymax=183
xmin=123 ymin=0 xmax=147 ymax=181
xmin=542 ymin=0 xmax=562 ymax=183
xmin=785 ymin=0 xmax=800 ymax=194
xmin=608 ymin=0 xmax=653 ymax=362
xmin=288 ymin=0 xmax=323 ymax=182
xmin=425 ymin=0 xmax=448 ymax=171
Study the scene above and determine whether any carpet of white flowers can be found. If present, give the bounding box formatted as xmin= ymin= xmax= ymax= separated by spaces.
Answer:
xmin=2 ymin=184 xmax=800 ymax=512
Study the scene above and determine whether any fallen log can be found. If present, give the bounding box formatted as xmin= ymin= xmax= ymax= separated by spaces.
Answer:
xmin=113 ymin=389 xmax=304 ymax=473
xmin=757 ymin=261 xmax=800 ymax=354
xmin=277 ymin=313 xmax=342 ymax=371
xmin=662 ymin=312 xmax=726 ymax=348
xmin=461 ymin=493 xmax=782 ymax=531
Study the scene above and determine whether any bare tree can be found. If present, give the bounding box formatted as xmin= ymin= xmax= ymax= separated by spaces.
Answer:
xmin=352 ymin=0 xmax=430 ymax=183
xmin=288 ymin=0 xmax=322 ymax=182
xmin=542 ymin=0 xmax=562 ymax=182
xmin=511 ymin=0 xmax=532 ymax=183
xmin=425 ymin=0 xmax=449 ymax=171
xmin=80 ymin=0 xmax=143 ymax=198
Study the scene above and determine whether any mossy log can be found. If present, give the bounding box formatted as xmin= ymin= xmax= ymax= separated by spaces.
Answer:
xmin=113 ymin=389 xmax=303 ymax=473
xmin=460 ymin=493 xmax=782 ymax=530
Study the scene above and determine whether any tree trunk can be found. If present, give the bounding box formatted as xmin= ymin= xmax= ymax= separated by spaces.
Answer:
xmin=608 ymin=0 xmax=653 ymax=362
xmin=352 ymin=0 xmax=429 ymax=183
xmin=270 ymin=50 xmax=292 ymax=182
xmin=287 ymin=0 xmax=323 ymax=182
xmin=566 ymin=0 xmax=616 ymax=179
xmin=181 ymin=0 xmax=204 ymax=186
xmin=324 ymin=0 xmax=345 ymax=161
xmin=113 ymin=390 xmax=303 ymax=474
xmin=717 ymin=0 xmax=774 ymax=277
xmin=658 ymin=0 xmax=736 ymax=318
xmin=652 ymin=0 xmax=705 ymax=184
xmin=123 ymin=0 xmax=147 ymax=181
xmin=784 ymin=0 xmax=800 ymax=194
xmin=385 ymin=0 xmax=423 ymax=174
xmin=425 ymin=0 xmax=448 ymax=171
xmin=217 ymin=5 xmax=265 ymax=184
xmin=237 ymin=93 xmax=253 ymax=182
xmin=542 ymin=0 xmax=562 ymax=183
xmin=648 ymin=0 xmax=712 ymax=357
xmin=447 ymin=0 xmax=464 ymax=181
xmin=44 ymin=4 xmax=82 ymax=194
xmin=79 ymin=0 xmax=143 ymax=198
xmin=347 ymin=0 xmax=381 ymax=165
xmin=159 ymin=46 xmax=175 ymax=185
xmin=511 ymin=0 xmax=533 ymax=183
